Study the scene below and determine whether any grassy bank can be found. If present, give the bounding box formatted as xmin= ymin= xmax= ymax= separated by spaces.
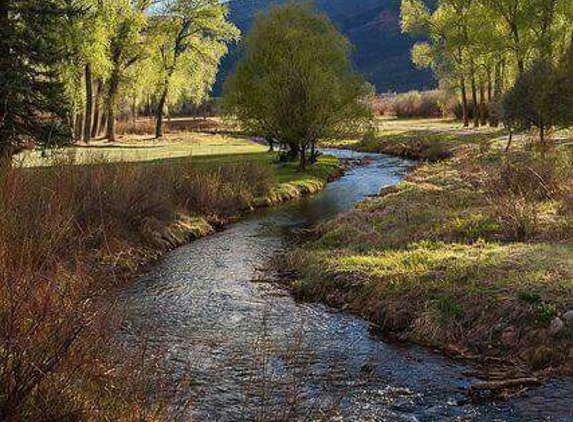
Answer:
xmin=323 ymin=117 xmax=507 ymax=161
xmin=290 ymin=128 xmax=573 ymax=373
xmin=0 ymin=144 xmax=340 ymax=421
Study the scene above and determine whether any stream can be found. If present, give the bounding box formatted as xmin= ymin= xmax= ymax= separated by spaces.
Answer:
xmin=120 ymin=150 xmax=572 ymax=422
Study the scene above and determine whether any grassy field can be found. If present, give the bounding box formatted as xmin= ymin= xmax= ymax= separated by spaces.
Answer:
xmin=15 ymin=131 xmax=267 ymax=167
xmin=324 ymin=117 xmax=510 ymax=161
xmin=290 ymin=122 xmax=573 ymax=373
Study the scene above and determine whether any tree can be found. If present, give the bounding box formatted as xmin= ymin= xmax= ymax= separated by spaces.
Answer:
xmin=150 ymin=0 xmax=238 ymax=138
xmin=502 ymin=59 xmax=570 ymax=145
xmin=104 ymin=0 xmax=151 ymax=142
xmin=0 ymin=0 xmax=77 ymax=157
xmin=223 ymin=3 xmax=372 ymax=169
xmin=402 ymin=0 xmax=571 ymax=128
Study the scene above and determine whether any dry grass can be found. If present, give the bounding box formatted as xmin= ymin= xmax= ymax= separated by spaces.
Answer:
xmin=370 ymin=90 xmax=452 ymax=118
xmin=0 ymin=147 xmax=344 ymax=421
xmin=116 ymin=117 xmax=229 ymax=136
xmin=323 ymin=117 xmax=506 ymax=162
xmin=0 ymin=155 xmax=278 ymax=421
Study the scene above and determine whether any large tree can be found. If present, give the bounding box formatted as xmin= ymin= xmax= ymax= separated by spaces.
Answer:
xmin=151 ymin=0 xmax=238 ymax=138
xmin=0 ymin=0 xmax=77 ymax=157
xmin=104 ymin=0 xmax=151 ymax=142
xmin=223 ymin=3 xmax=372 ymax=169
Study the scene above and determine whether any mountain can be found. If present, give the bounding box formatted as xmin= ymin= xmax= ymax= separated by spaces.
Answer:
xmin=214 ymin=0 xmax=436 ymax=95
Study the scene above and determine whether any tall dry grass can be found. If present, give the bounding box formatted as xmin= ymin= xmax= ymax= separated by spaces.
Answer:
xmin=484 ymin=149 xmax=573 ymax=241
xmin=0 ymin=156 xmax=275 ymax=421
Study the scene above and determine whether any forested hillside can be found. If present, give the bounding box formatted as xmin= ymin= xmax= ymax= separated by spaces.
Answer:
xmin=215 ymin=0 xmax=436 ymax=93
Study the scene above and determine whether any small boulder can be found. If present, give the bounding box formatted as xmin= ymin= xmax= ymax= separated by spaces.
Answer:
xmin=562 ymin=310 xmax=573 ymax=325
xmin=548 ymin=317 xmax=564 ymax=336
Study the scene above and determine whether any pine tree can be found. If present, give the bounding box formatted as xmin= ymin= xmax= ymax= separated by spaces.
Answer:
xmin=0 ymin=0 xmax=75 ymax=157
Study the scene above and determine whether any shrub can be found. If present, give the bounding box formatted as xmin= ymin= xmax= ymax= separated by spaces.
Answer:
xmin=371 ymin=90 xmax=449 ymax=118
xmin=116 ymin=119 xmax=157 ymax=136
xmin=502 ymin=60 xmax=571 ymax=144
xmin=485 ymin=150 xmax=572 ymax=240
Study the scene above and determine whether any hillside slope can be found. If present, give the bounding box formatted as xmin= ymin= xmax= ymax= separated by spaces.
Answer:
xmin=215 ymin=0 xmax=435 ymax=95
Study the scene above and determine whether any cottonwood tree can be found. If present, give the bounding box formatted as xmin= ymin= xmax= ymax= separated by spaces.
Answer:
xmin=0 ymin=0 xmax=78 ymax=157
xmin=104 ymin=0 xmax=152 ymax=142
xmin=402 ymin=0 xmax=572 ymax=129
xmin=223 ymin=3 xmax=372 ymax=169
xmin=150 ymin=0 xmax=238 ymax=138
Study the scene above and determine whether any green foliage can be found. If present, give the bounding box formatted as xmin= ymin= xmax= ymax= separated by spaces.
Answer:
xmin=502 ymin=59 xmax=572 ymax=141
xmin=401 ymin=0 xmax=572 ymax=130
xmin=0 ymin=0 xmax=78 ymax=155
xmin=223 ymin=3 xmax=372 ymax=167
xmin=147 ymin=0 xmax=239 ymax=137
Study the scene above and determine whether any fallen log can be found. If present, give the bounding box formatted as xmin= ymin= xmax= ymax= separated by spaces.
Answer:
xmin=469 ymin=377 xmax=541 ymax=392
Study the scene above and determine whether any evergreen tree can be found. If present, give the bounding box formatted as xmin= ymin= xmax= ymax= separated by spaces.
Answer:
xmin=0 ymin=0 xmax=77 ymax=156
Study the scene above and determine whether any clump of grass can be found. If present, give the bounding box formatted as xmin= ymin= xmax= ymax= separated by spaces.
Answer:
xmin=116 ymin=118 xmax=157 ymax=135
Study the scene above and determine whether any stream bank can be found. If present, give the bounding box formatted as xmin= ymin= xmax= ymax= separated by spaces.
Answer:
xmin=120 ymin=149 xmax=571 ymax=421
xmin=289 ymin=139 xmax=573 ymax=379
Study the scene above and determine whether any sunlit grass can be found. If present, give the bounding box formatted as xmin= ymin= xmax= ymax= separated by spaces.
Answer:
xmin=15 ymin=132 xmax=267 ymax=167
xmin=289 ymin=129 xmax=572 ymax=368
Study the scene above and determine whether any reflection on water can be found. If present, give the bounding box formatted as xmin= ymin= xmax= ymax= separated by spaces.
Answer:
xmin=120 ymin=150 xmax=572 ymax=422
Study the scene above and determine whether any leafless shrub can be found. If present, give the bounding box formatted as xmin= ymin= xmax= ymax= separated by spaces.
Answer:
xmin=371 ymin=90 xmax=451 ymax=118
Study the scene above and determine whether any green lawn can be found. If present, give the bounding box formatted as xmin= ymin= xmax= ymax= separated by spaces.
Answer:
xmin=14 ymin=132 xmax=267 ymax=167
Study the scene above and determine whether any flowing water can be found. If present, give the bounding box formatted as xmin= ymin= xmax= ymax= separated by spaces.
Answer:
xmin=120 ymin=150 xmax=572 ymax=422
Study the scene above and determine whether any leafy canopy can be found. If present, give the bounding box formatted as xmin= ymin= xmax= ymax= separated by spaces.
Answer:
xmin=223 ymin=3 xmax=372 ymax=153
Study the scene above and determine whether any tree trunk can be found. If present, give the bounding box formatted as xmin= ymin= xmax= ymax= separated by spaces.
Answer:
xmin=155 ymin=86 xmax=168 ymax=139
xmin=490 ymin=61 xmax=502 ymax=127
xmin=266 ymin=136 xmax=274 ymax=152
xmin=460 ymin=77 xmax=470 ymax=127
xmin=470 ymin=72 xmax=480 ymax=128
xmin=487 ymin=67 xmax=493 ymax=103
xmin=299 ymin=144 xmax=307 ymax=170
xmin=91 ymin=80 xmax=102 ymax=139
xmin=509 ymin=22 xmax=525 ymax=76
xmin=105 ymin=63 xmax=121 ymax=142
xmin=100 ymin=111 xmax=108 ymax=137
xmin=75 ymin=112 xmax=84 ymax=141
xmin=479 ymin=82 xmax=487 ymax=126
xmin=83 ymin=65 xmax=93 ymax=143
xmin=131 ymin=97 xmax=137 ymax=124
xmin=505 ymin=130 xmax=513 ymax=153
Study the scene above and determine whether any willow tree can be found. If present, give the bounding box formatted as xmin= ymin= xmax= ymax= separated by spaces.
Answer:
xmin=223 ymin=3 xmax=372 ymax=169
xmin=150 ymin=0 xmax=238 ymax=138
xmin=402 ymin=0 xmax=571 ymax=128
